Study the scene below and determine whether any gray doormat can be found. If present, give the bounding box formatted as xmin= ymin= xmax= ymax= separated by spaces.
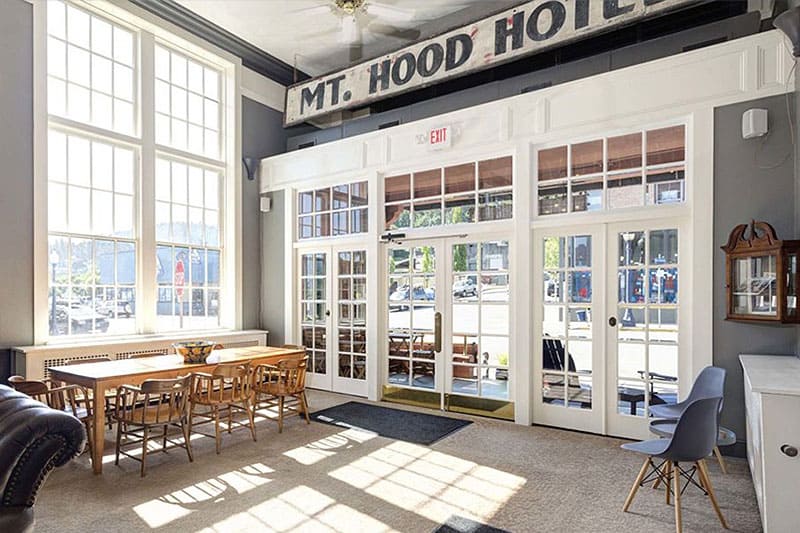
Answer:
xmin=310 ymin=401 xmax=471 ymax=445
xmin=433 ymin=515 xmax=511 ymax=533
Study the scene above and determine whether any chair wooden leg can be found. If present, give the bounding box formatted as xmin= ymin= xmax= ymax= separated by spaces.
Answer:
xmin=181 ymin=418 xmax=194 ymax=463
xmin=698 ymin=459 xmax=729 ymax=529
xmin=246 ymin=401 xmax=257 ymax=442
xmin=114 ymin=421 xmax=122 ymax=466
xmin=278 ymin=396 xmax=285 ymax=433
xmin=214 ymin=407 xmax=221 ymax=454
xmin=623 ymin=457 xmax=651 ymax=512
xmin=713 ymin=446 xmax=728 ymax=474
xmin=673 ymin=462 xmax=682 ymax=533
xmin=665 ymin=461 xmax=672 ymax=505
xmin=141 ymin=426 xmax=149 ymax=478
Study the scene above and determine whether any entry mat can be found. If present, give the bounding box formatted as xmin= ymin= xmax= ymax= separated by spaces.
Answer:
xmin=433 ymin=515 xmax=511 ymax=533
xmin=310 ymin=401 xmax=472 ymax=446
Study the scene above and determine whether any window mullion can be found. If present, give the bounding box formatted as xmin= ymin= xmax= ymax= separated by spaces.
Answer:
xmin=139 ymin=31 xmax=157 ymax=334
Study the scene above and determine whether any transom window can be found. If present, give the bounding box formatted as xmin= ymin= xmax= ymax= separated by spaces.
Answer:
xmin=44 ymin=0 xmax=231 ymax=338
xmin=47 ymin=0 xmax=135 ymax=135
xmin=298 ymin=181 xmax=368 ymax=239
xmin=385 ymin=156 xmax=513 ymax=230
xmin=537 ymin=125 xmax=686 ymax=216
xmin=155 ymin=45 xmax=221 ymax=159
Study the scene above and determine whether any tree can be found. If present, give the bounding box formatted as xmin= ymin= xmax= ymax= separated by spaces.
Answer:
xmin=421 ymin=246 xmax=434 ymax=274
xmin=453 ymin=244 xmax=467 ymax=272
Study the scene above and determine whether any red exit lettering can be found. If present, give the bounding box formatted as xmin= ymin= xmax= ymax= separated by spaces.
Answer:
xmin=430 ymin=127 xmax=448 ymax=145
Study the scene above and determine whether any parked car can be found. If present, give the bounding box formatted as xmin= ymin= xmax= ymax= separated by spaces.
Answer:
xmin=389 ymin=285 xmax=435 ymax=309
xmin=452 ymin=278 xmax=477 ymax=297
xmin=96 ymin=299 xmax=133 ymax=318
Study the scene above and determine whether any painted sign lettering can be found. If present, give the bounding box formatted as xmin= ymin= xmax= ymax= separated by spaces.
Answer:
xmin=284 ymin=0 xmax=702 ymax=126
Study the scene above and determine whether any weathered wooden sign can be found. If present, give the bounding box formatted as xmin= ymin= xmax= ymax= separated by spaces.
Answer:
xmin=284 ymin=0 xmax=703 ymax=126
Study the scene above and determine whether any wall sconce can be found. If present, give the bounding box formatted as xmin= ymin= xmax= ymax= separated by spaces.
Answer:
xmin=242 ymin=157 xmax=258 ymax=181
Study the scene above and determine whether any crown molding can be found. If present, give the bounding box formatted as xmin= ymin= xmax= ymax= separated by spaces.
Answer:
xmin=127 ymin=0 xmax=309 ymax=86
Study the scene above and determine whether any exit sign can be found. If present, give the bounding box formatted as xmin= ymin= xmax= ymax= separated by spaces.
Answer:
xmin=428 ymin=126 xmax=451 ymax=151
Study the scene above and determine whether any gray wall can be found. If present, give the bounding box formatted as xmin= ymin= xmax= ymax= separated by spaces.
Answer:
xmin=240 ymin=97 xmax=289 ymax=343
xmin=0 ymin=0 xmax=34 ymax=380
xmin=713 ymin=94 xmax=798 ymax=453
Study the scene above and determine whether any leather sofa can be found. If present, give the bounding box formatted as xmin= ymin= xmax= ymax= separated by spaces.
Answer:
xmin=0 ymin=384 xmax=86 ymax=533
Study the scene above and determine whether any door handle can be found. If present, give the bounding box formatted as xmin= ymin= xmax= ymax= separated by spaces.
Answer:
xmin=434 ymin=312 xmax=442 ymax=353
xmin=608 ymin=316 xmax=617 ymax=327
xmin=781 ymin=444 xmax=798 ymax=458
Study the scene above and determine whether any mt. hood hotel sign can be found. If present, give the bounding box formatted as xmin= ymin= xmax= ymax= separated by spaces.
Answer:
xmin=284 ymin=0 xmax=703 ymax=126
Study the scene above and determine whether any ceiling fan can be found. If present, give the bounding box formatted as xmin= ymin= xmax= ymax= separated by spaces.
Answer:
xmin=294 ymin=0 xmax=423 ymax=61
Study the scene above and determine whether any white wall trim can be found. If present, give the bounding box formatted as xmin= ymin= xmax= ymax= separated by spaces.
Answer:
xmin=241 ymin=67 xmax=286 ymax=112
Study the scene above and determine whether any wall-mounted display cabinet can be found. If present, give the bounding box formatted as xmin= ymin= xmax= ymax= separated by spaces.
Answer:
xmin=721 ymin=221 xmax=800 ymax=323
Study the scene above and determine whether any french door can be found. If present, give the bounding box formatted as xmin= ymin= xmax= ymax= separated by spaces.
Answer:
xmin=383 ymin=236 xmax=512 ymax=416
xmin=298 ymin=246 xmax=368 ymax=397
xmin=533 ymin=218 xmax=685 ymax=439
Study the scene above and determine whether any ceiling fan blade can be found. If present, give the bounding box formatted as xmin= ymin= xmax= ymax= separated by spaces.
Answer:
xmin=366 ymin=2 xmax=416 ymax=22
xmin=286 ymin=4 xmax=332 ymax=16
xmin=368 ymin=23 xmax=421 ymax=41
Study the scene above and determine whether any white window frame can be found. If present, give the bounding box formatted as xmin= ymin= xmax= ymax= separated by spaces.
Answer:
xmin=33 ymin=0 xmax=243 ymax=344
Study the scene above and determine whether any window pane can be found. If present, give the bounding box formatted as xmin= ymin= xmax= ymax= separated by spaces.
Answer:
xmin=478 ymin=157 xmax=512 ymax=189
xmin=479 ymin=191 xmax=512 ymax=221
xmin=538 ymin=146 xmax=567 ymax=181
xmin=413 ymin=169 xmax=441 ymax=199
xmin=351 ymin=182 xmax=368 ymax=206
xmin=608 ymin=133 xmax=642 ymax=171
xmin=445 ymin=163 xmax=475 ymax=194
xmin=571 ymin=140 xmax=603 ymax=176
xmin=571 ymin=178 xmax=603 ymax=212
xmin=385 ymin=174 xmax=410 ymax=202
xmin=647 ymin=125 xmax=685 ymax=165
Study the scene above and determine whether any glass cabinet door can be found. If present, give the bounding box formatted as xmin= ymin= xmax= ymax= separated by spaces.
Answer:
xmin=732 ymin=254 xmax=777 ymax=317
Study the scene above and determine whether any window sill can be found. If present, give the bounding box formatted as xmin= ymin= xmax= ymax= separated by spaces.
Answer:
xmin=18 ymin=329 xmax=269 ymax=352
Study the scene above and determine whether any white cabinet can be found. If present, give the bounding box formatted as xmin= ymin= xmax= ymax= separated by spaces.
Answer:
xmin=740 ymin=355 xmax=800 ymax=533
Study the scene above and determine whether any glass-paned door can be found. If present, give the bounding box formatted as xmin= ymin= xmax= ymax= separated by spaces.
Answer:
xmin=386 ymin=244 xmax=439 ymax=392
xmin=608 ymin=223 xmax=681 ymax=438
xmin=533 ymin=227 xmax=603 ymax=434
xmin=334 ymin=250 xmax=368 ymax=396
xmin=299 ymin=247 xmax=368 ymax=396
xmin=449 ymin=240 xmax=511 ymax=401
xmin=300 ymin=251 xmax=330 ymax=389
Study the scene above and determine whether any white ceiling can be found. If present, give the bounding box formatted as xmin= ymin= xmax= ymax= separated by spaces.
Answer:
xmin=174 ymin=0 xmax=520 ymax=78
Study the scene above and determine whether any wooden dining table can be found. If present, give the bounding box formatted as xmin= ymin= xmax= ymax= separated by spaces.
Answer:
xmin=48 ymin=345 xmax=305 ymax=474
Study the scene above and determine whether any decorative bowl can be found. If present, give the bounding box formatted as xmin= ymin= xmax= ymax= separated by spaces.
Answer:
xmin=173 ymin=341 xmax=216 ymax=364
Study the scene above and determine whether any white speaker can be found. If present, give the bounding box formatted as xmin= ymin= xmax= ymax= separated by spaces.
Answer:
xmin=259 ymin=196 xmax=271 ymax=212
xmin=742 ymin=108 xmax=768 ymax=139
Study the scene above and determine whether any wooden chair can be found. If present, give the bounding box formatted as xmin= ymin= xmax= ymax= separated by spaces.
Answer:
xmin=114 ymin=375 xmax=193 ymax=477
xmin=65 ymin=357 xmax=116 ymax=429
xmin=189 ymin=362 xmax=256 ymax=454
xmin=8 ymin=375 xmax=95 ymax=460
xmin=253 ymin=357 xmax=310 ymax=433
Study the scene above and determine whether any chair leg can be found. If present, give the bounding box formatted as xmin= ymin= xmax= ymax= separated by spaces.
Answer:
xmin=246 ymin=401 xmax=257 ymax=442
xmin=162 ymin=424 xmax=168 ymax=452
xmin=673 ymin=462 xmax=682 ymax=533
xmin=698 ymin=459 xmax=729 ymax=529
xmin=105 ymin=398 xmax=113 ymax=430
xmin=141 ymin=426 xmax=149 ymax=478
xmin=623 ymin=457 xmax=651 ymax=512
xmin=181 ymin=418 xmax=194 ymax=463
xmin=114 ymin=421 xmax=122 ymax=466
xmin=665 ymin=461 xmax=672 ymax=505
xmin=278 ymin=396 xmax=285 ymax=433
xmin=713 ymin=446 xmax=728 ymax=475
xmin=214 ymin=407 xmax=221 ymax=454
xmin=228 ymin=404 xmax=233 ymax=434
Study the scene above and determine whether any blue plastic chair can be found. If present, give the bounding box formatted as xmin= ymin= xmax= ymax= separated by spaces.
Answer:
xmin=650 ymin=419 xmax=736 ymax=474
xmin=649 ymin=366 xmax=725 ymax=419
xmin=621 ymin=397 xmax=728 ymax=533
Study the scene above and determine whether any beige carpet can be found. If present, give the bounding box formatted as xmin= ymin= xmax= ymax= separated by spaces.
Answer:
xmin=36 ymin=391 xmax=761 ymax=532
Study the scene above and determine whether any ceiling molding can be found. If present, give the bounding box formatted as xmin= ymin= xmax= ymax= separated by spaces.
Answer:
xmin=127 ymin=0 xmax=309 ymax=86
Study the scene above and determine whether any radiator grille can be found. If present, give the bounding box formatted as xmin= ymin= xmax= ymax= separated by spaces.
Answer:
xmin=117 ymin=348 xmax=170 ymax=359
xmin=43 ymin=353 xmax=111 ymax=379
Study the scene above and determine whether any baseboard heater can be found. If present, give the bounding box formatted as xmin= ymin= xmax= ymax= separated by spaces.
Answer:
xmin=11 ymin=329 xmax=268 ymax=380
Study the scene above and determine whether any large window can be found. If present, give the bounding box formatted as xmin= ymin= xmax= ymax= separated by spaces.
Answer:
xmin=537 ymin=125 xmax=686 ymax=216
xmin=44 ymin=0 xmax=231 ymax=338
